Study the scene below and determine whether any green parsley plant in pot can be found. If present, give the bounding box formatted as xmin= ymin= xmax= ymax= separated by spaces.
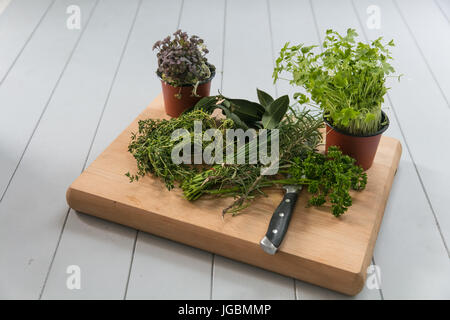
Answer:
xmin=273 ymin=29 xmax=399 ymax=170
xmin=153 ymin=29 xmax=215 ymax=117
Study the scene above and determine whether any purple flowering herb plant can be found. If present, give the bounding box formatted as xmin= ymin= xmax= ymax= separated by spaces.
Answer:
xmin=153 ymin=30 xmax=214 ymax=98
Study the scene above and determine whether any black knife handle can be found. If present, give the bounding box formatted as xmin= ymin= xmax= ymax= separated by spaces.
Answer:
xmin=265 ymin=192 xmax=299 ymax=249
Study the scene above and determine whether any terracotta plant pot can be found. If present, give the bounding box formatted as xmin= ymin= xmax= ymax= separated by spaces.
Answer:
xmin=158 ymin=66 xmax=215 ymax=118
xmin=324 ymin=111 xmax=389 ymax=170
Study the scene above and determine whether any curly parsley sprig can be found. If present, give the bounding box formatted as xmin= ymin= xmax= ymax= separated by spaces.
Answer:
xmin=287 ymin=146 xmax=367 ymax=217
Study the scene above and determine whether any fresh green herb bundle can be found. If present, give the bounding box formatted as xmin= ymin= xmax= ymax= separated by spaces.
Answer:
xmin=126 ymin=92 xmax=366 ymax=217
xmin=181 ymin=107 xmax=323 ymax=215
xmin=273 ymin=28 xmax=399 ymax=136
xmin=126 ymin=109 xmax=234 ymax=190
xmin=193 ymin=145 xmax=367 ymax=217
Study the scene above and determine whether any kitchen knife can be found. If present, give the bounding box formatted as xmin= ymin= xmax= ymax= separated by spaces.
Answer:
xmin=260 ymin=183 xmax=302 ymax=255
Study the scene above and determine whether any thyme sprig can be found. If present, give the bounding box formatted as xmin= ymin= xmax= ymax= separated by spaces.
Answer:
xmin=126 ymin=110 xmax=233 ymax=190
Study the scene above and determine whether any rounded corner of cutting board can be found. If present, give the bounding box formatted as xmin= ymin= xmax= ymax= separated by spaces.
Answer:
xmin=345 ymin=264 xmax=369 ymax=296
xmin=66 ymin=182 xmax=85 ymax=212
xmin=66 ymin=185 xmax=76 ymax=209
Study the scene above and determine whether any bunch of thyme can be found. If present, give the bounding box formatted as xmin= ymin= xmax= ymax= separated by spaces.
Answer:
xmin=126 ymin=109 xmax=233 ymax=190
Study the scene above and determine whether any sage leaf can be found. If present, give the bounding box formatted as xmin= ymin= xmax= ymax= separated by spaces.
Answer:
xmin=256 ymin=88 xmax=274 ymax=109
xmin=261 ymin=95 xmax=290 ymax=129
xmin=228 ymin=98 xmax=265 ymax=116
xmin=187 ymin=96 xmax=218 ymax=114
xmin=231 ymin=103 xmax=261 ymax=123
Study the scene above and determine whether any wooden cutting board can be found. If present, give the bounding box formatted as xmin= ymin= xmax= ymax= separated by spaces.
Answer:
xmin=67 ymin=95 xmax=402 ymax=295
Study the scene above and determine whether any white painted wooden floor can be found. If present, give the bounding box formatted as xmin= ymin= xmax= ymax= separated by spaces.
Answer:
xmin=0 ymin=0 xmax=449 ymax=300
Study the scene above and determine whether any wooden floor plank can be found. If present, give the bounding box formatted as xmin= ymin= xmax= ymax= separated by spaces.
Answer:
xmin=373 ymin=107 xmax=450 ymax=299
xmin=126 ymin=234 xmax=212 ymax=300
xmin=212 ymin=0 xmax=295 ymax=300
xmin=222 ymin=0 xmax=276 ymax=100
xmin=307 ymin=0 xmax=450 ymax=299
xmin=39 ymin=0 xmax=150 ymax=300
xmin=351 ymin=0 xmax=450 ymax=299
xmin=0 ymin=0 xmax=53 ymax=84
xmin=0 ymin=0 xmax=12 ymax=15
xmin=126 ymin=0 xmax=224 ymax=300
xmin=41 ymin=213 xmax=137 ymax=299
xmin=435 ymin=0 xmax=450 ymax=22
xmin=212 ymin=256 xmax=295 ymax=300
xmin=0 ymin=0 xmax=141 ymax=299
xmin=395 ymin=0 xmax=450 ymax=107
xmin=268 ymin=0 xmax=319 ymax=100
xmin=0 ymin=0 xmax=96 ymax=200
